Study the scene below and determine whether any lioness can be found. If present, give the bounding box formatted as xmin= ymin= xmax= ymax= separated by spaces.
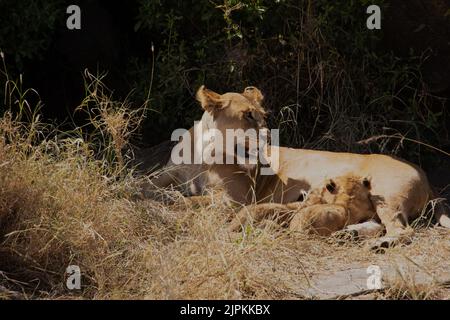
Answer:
xmin=229 ymin=174 xmax=380 ymax=237
xmin=150 ymin=85 xmax=266 ymax=202
xmin=150 ymin=85 xmax=450 ymax=249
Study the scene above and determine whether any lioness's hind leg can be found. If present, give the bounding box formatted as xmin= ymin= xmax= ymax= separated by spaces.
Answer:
xmin=369 ymin=206 xmax=414 ymax=252
xmin=228 ymin=203 xmax=292 ymax=232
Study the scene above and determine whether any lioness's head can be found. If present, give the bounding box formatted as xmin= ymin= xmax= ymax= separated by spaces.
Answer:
xmin=196 ymin=85 xmax=268 ymax=168
xmin=320 ymin=175 xmax=374 ymax=215
xmin=197 ymin=85 xmax=266 ymax=131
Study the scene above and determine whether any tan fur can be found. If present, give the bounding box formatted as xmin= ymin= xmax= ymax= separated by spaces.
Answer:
xmin=150 ymin=85 xmax=266 ymax=201
xmin=150 ymin=86 xmax=449 ymax=248
xmin=289 ymin=175 xmax=376 ymax=236
xmin=229 ymin=175 xmax=377 ymax=236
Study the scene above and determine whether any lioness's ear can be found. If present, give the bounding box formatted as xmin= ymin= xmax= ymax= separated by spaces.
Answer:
xmin=243 ymin=86 xmax=264 ymax=105
xmin=362 ymin=176 xmax=372 ymax=190
xmin=196 ymin=85 xmax=225 ymax=113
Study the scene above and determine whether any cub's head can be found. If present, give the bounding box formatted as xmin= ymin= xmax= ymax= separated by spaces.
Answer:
xmin=319 ymin=175 xmax=374 ymax=215
xmin=196 ymin=85 xmax=268 ymax=168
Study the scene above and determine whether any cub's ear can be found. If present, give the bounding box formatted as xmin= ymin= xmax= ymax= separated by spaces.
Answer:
xmin=325 ymin=179 xmax=337 ymax=193
xmin=196 ymin=85 xmax=225 ymax=114
xmin=243 ymin=86 xmax=264 ymax=105
xmin=362 ymin=176 xmax=372 ymax=190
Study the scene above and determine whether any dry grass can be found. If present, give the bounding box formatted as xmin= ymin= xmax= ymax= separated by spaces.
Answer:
xmin=0 ymin=74 xmax=449 ymax=300
xmin=1 ymin=131 xmax=448 ymax=300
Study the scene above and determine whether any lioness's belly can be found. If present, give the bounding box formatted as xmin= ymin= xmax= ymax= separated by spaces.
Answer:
xmin=272 ymin=147 xmax=431 ymax=211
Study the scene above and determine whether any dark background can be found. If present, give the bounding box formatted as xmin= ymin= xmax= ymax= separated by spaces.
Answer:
xmin=1 ymin=0 xmax=450 ymax=189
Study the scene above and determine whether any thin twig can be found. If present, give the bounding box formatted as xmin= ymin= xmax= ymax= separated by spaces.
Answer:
xmin=357 ymin=134 xmax=450 ymax=157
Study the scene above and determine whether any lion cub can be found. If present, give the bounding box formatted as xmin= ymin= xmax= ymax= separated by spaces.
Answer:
xmin=229 ymin=174 xmax=378 ymax=236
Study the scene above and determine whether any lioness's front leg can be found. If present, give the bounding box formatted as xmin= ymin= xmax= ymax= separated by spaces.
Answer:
xmin=150 ymin=169 xmax=178 ymax=189
xmin=228 ymin=203 xmax=298 ymax=232
xmin=336 ymin=220 xmax=385 ymax=239
xmin=170 ymin=195 xmax=215 ymax=209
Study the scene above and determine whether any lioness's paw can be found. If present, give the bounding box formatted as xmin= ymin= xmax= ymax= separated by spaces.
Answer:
xmin=367 ymin=235 xmax=411 ymax=253
xmin=331 ymin=228 xmax=359 ymax=244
